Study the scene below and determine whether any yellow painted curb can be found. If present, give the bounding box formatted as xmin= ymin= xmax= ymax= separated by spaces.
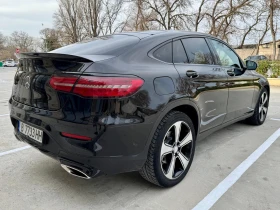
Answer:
xmin=268 ymin=78 xmax=280 ymax=86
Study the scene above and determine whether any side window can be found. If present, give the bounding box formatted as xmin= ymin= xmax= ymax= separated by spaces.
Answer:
xmin=153 ymin=42 xmax=172 ymax=63
xmin=181 ymin=38 xmax=214 ymax=64
xmin=173 ymin=40 xmax=188 ymax=63
xmin=209 ymin=39 xmax=241 ymax=68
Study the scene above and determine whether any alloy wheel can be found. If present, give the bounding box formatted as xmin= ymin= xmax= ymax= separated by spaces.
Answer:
xmin=259 ymin=91 xmax=268 ymax=122
xmin=160 ymin=121 xmax=193 ymax=180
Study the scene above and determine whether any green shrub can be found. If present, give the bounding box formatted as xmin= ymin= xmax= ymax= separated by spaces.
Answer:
xmin=270 ymin=61 xmax=280 ymax=78
xmin=256 ymin=60 xmax=280 ymax=77
xmin=256 ymin=60 xmax=270 ymax=77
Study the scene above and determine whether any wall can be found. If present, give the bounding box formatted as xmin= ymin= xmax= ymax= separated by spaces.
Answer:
xmin=259 ymin=41 xmax=280 ymax=60
xmin=235 ymin=48 xmax=256 ymax=60
xmin=235 ymin=41 xmax=280 ymax=60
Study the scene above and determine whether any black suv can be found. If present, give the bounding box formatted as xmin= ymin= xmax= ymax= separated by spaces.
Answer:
xmin=10 ymin=31 xmax=269 ymax=187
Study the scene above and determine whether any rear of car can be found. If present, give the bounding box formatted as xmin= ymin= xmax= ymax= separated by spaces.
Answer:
xmin=9 ymin=34 xmax=156 ymax=178
xmin=4 ymin=59 xmax=15 ymax=67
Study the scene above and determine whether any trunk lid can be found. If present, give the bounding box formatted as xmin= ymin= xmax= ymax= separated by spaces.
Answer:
xmin=12 ymin=53 xmax=98 ymax=110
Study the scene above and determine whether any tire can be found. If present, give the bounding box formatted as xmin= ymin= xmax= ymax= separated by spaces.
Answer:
xmin=139 ymin=111 xmax=196 ymax=187
xmin=247 ymin=88 xmax=269 ymax=125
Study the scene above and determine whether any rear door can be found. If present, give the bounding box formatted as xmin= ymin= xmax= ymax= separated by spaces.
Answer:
xmin=207 ymin=39 xmax=255 ymax=122
xmin=173 ymin=37 xmax=228 ymax=132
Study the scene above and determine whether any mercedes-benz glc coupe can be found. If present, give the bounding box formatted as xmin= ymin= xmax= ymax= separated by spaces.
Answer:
xmin=9 ymin=31 xmax=269 ymax=187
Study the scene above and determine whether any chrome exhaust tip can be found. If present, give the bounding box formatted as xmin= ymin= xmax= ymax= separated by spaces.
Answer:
xmin=61 ymin=164 xmax=91 ymax=179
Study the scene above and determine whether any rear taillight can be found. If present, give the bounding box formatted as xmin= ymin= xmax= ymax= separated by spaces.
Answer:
xmin=49 ymin=76 xmax=78 ymax=92
xmin=50 ymin=76 xmax=144 ymax=98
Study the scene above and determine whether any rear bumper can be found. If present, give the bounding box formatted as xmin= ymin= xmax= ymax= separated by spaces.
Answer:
xmin=10 ymin=100 xmax=155 ymax=176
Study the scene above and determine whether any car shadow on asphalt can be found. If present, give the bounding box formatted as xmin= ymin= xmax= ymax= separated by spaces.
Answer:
xmin=30 ymin=121 xmax=260 ymax=197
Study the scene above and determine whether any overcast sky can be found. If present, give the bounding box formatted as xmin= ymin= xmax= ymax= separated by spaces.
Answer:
xmin=0 ymin=0 xmax=58 ymax=37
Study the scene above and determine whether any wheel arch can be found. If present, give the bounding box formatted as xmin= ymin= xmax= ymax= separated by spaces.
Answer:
xmin=172 ymin=105 xmax=199 ymax=136
xmin=145 ymin=99 xmax=200 ymax=151
xmin=264 ymin=85 xmax=270 ymax=97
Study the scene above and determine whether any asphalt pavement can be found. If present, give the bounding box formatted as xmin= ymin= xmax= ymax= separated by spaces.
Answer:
xmin=0 ymin=67 xmax=280 ymax=210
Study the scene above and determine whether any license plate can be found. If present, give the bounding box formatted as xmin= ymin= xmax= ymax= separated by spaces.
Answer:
xmin=18 ymin=121 xmax=43 ymax=143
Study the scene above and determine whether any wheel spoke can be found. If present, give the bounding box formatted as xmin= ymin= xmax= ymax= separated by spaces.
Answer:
xmin=161 ymin=143 xmax=173 ymax=157
xmin=178 ymin=152 xmax=189 ymax=170
xmin=260 ymin=109 xmax=264 ymax=121
xmin=174 ymin=121 xmax=182 ymax=143
xmin=259 ymin=106 xmax=262 ymax=113
xmin=262 ymin=93 xmax=268 ymax=105
xmin=179 ymin=131 xmax=192 ymax=147
xmin=263 ymin=107 xmax=268 ymax=114
xmin=261 ymin=93 xmax=264 ymax=104
xmin=166 ymin=154 xmax=176 ymax=179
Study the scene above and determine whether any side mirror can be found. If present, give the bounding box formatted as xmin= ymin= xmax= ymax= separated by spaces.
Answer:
xmin=246 ymin=60 xmax=258 ymax=70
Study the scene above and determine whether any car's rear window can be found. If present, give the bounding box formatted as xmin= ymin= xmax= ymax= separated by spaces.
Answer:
xmin=153 ymin=42 xmax=172 ymax=63
xmin=51 ymin=35 xmax=139 ymax=56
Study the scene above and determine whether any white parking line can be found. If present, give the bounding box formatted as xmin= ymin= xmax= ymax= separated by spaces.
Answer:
xmin=192 ymin=128 xmax=280 ymax=210
xmin=271 ymin=118 xmax=280 ymax=121
xmin=0 ymin=114 xmax=9 ymax=117
xmin=0 ymin=146 xmax=31 ymax=157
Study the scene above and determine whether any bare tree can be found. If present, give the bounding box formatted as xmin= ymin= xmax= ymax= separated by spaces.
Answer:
xmin=144 ymin=0 xmax=192 ymax=30
xmin=238 ymin=15 xmax=261 ymax=48
xmin=134 ymin=0 xmax=149 ymax=31
xmin=204 ymin=0 xmax=253 ymax=41
xmin=100 ymin=0 xmax=125 ymax=35
xmin=256 ymin=15 xmax=270 ymax=55
xmin=194 ymin=0 xmax=207 ymax=31
xmin=0 ymin=32 xmax=6 ymax=50
xmin=8 ymin=31 xmax=34 ymax=52
xmin=82 ymin=0 xmax=102 ymax=37
xmin=123 ymin=0 xmax=155 ymax=31
xmin=54 ymin=0 xmax=85 ymax=44
xmin=268 ymin=0 xmax=280 ymax=60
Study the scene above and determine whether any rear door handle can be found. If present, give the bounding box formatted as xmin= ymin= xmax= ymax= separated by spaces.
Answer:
xmin=227 ymin=69 xmax=235 ymax=76
xmin=186 ymin=70 xmax=198 ymax=78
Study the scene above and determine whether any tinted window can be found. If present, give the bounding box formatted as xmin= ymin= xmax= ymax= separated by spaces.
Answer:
xmin=153 ymin=42 xmax=172 ymax=63
xmin=173 ymin=40 xmax=188 ymax=63
xmin=209 ymin=39 xmax=241 ymax=67
xmin=181 ymin=38 xmax=214 ymax=64
xmin=51 ymin=35 xmax=139 ymax=56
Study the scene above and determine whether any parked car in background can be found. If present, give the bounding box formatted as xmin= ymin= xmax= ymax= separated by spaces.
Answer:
xmin=245 ymin=55 xmax=267 ymax=62
xmin=3 ymin=59 xmax=16 ymax=67
xmin=10 ymin=31 xmax=270 ymax=187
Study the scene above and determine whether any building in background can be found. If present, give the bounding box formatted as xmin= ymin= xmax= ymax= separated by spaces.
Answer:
xmin=235 ymin=40 xmax=280 ymax=60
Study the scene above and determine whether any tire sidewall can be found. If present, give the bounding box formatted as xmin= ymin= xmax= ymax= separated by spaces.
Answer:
xmin=256 ymin=88 xmax=269 ymax=125
xmin=153 ymin=112 xmax=196 ymax=187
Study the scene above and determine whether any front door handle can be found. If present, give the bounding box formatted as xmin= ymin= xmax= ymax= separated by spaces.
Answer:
xmin=186 ymin=70 xmax=198 ymax=78
xmin=227 ymin=69 xmax=235 ymax=76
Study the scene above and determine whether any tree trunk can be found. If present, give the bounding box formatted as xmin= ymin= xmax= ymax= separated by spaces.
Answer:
xmin=269 ymin=0 xmax=276 ymax=60
xmin=93 ymin=0 xmax=98 ymax=37
xmin=256 ymin=15 xmax=270 ymax=55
